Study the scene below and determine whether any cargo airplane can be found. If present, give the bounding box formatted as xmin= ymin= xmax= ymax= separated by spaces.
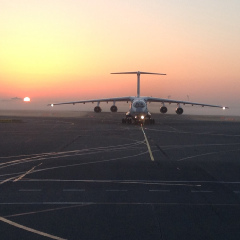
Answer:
xmin=49 ymin=71 xmax=227 ymax=124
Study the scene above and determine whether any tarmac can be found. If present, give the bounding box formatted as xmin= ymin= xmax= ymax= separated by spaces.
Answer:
xmin=0 ymin=111 xmax=240 ymax=240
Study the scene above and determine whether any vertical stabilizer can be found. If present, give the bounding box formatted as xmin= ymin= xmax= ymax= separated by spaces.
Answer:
xmin=111 ymin=71 xmax=166 ymax=97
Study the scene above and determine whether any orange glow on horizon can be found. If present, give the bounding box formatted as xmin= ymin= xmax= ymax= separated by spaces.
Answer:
xmin=0 ymin=1 xmax=239 ymax=109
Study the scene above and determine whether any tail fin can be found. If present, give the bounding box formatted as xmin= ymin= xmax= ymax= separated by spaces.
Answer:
xmin=111 ymin=71 xmax=166 ymax=97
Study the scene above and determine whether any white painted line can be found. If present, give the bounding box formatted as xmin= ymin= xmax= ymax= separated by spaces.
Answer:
xmin=106 ymin=190 xmax=128 ymax=192
xmin=1 ymin=202 xmax=240 ymax=206
xmin=149 ymin=190 xmax=170 ymax=192
xmin=0 ymin=176 xmax=16 ymax=185
xmin=191 ymin=190 xmax=213 ymax=193
xmin=233 ymin=191 xmax=240 ymax=194
xmin=63 ymin=189 xmax=85 ymax=192
xmin=7 ymin=151 xmax=149 ymax=176
xmin=19 ymin=179 xmax=202 ymax=187
xmin=141 ymin=125 xmax=154 ymax=161
xmin=0 ymin=216 xmax=67 ymax=240
xmin=19 ymin=189 xmax=42 ymax=192
xmin=13 ymin=163 xmax=42 ymax=182
xmin=4 ymin=204 xmax=91 ymax=218
xmin=178 ymin=152 xmax=220 ymax=162
xmin=20 ymin=179 xmax=240 ymax=185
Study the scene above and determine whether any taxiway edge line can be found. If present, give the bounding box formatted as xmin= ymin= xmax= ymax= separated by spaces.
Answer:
xmin=0 ymin=216 xmax=67 ymax=240
xmin=141 ymin=126 xmax=154 ymax=161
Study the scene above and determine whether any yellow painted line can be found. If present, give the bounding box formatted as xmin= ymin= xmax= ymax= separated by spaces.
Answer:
xmin=13 ymin=163 xmax=42 ymax=182
xmin=0 ymin=176 xmax=16 ymax=185
xmin=0 ymin=216 xmax=67 ymax=240
xmin=141 ymin=125 xmax=154 ymax=161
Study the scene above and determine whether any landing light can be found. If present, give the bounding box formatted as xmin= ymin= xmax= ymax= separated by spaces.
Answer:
xmin=51 ymin=104 xmax=54 ymax=107
xmin=141 ymin=115 xmax=144 ymax=119
xmin=223 ymin=107 xmax=226 ymax=110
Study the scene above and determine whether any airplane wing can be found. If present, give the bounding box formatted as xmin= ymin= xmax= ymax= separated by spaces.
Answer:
xmin=49 ymin=96 xmax=134 ymax=106
xmin=145 ymin=97 xmax=228 ymax=109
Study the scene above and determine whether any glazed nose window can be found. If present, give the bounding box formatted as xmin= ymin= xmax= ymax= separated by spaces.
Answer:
xmin=134 ymin=101 xmax=145 ymax=108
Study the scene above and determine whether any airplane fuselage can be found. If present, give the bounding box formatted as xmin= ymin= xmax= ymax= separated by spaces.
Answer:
xmin=125 ymin=98 xmax=152 ymax=123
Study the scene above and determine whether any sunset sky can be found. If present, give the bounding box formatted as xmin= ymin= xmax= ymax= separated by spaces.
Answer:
xmin=0 ymin=0 xmax=239 ymax=114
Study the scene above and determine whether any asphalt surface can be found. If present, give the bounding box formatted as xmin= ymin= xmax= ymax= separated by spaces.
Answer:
xmin=0 ymin=112 xmax=240 ymax=240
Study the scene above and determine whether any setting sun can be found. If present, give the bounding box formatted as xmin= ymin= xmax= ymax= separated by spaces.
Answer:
xmin=23 ymin=97 xmax=31 ymax=102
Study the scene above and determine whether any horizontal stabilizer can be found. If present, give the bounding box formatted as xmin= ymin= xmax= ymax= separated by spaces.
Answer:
xmin=111 ymin=71 xmax=166 ymax=97
xmin=111 ymin=71 xmax=166 ymax=75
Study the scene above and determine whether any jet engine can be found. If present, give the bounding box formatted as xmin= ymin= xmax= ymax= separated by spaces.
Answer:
xmin=176 ymin=107 xmax=183 ymax=115
xmin=160 ymin=106 xmax=168 ymax=114
xmin=110 ymin=105 xmax=118 ymax=112
xmin=94 ymin=106 xmax=102 ymax=113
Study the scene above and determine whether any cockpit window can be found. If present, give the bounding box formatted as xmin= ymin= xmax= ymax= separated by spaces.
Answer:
xmin=133 ymin=101 xmax=145 ymax=108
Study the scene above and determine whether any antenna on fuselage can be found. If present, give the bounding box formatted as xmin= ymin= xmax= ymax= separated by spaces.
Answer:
xmin=111 ymin=71 xmax=166 ymax=97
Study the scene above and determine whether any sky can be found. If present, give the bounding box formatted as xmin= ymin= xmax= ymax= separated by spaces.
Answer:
xmin=0 ymin=0 xmax=239 ymax=114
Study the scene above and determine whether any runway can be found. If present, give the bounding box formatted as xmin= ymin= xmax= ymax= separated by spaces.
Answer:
xmin=0 ymin=111 xmax=240 ymax=240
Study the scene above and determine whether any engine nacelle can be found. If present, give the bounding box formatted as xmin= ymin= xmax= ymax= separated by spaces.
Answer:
xmin=110 ymin=105 xmax=118 ymax=112
xmin=94 ymin=106 xmax=102 ymax=113
xmin=160 ymin=106 xmax=168 ymax=114
xmin=176 ymin=107 xmax=183 ymax=115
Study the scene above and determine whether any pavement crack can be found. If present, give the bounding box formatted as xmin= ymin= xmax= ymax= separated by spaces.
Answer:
xmin=154 ymin=143 xmax=170 ymax=159
xmin=59 ymin=135 xmax=82 ymax=151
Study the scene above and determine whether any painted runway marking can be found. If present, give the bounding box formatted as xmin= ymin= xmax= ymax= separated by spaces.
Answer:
xmin=63 ymin=189 xmax=85 ymax=192
xmin=191 ymin=190 xmax=213 ymax=193
xmin=0 ymin=202 xmax=240 ymax=206
xmin=3 ymin=204 xmax=91 ymax=218
xmin=19 ymin=189 xmax=42 ymax=192
xmin=145 ymin=128 xmax=240 ymax=138
xmin=106 ymin=189 xmax=128 ymax=192
xmin=177 ymin=149 xmax=240 ymax=161
xmin=19 ymin=179 xmax=202 ymax=187
xmin=161 ymin=142 xmax=240 ymax=151
xmin=0 ymin=176 xmax=16 ymax=185
xmin=149 ymin=190 xmax=170 ymax=192
xmin=233 ymin=191 xmax=240 ymax=194
xmin=0 ymin=151 xmax=149 ymax=179
xmin=0 ymin=216 xmax=67 ymax=240
xmin=141 ymin=125 xmax=154 ymax=161
xmin=13 ymin=163 xmax=42 ymax=182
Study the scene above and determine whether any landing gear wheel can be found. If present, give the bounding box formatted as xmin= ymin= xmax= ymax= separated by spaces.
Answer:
xmin=127 ymin=118 xmax=132 ymax=124
xmin=122 ymin=118 xmax=126 ymax=124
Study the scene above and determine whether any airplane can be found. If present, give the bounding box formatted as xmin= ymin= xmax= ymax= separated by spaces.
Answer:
xmin=49 ymin=71 xmax=227 ymax=124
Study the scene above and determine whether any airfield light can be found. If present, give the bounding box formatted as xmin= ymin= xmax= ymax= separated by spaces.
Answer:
xmin=23 ymin=97 xmax=30 ymax=102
